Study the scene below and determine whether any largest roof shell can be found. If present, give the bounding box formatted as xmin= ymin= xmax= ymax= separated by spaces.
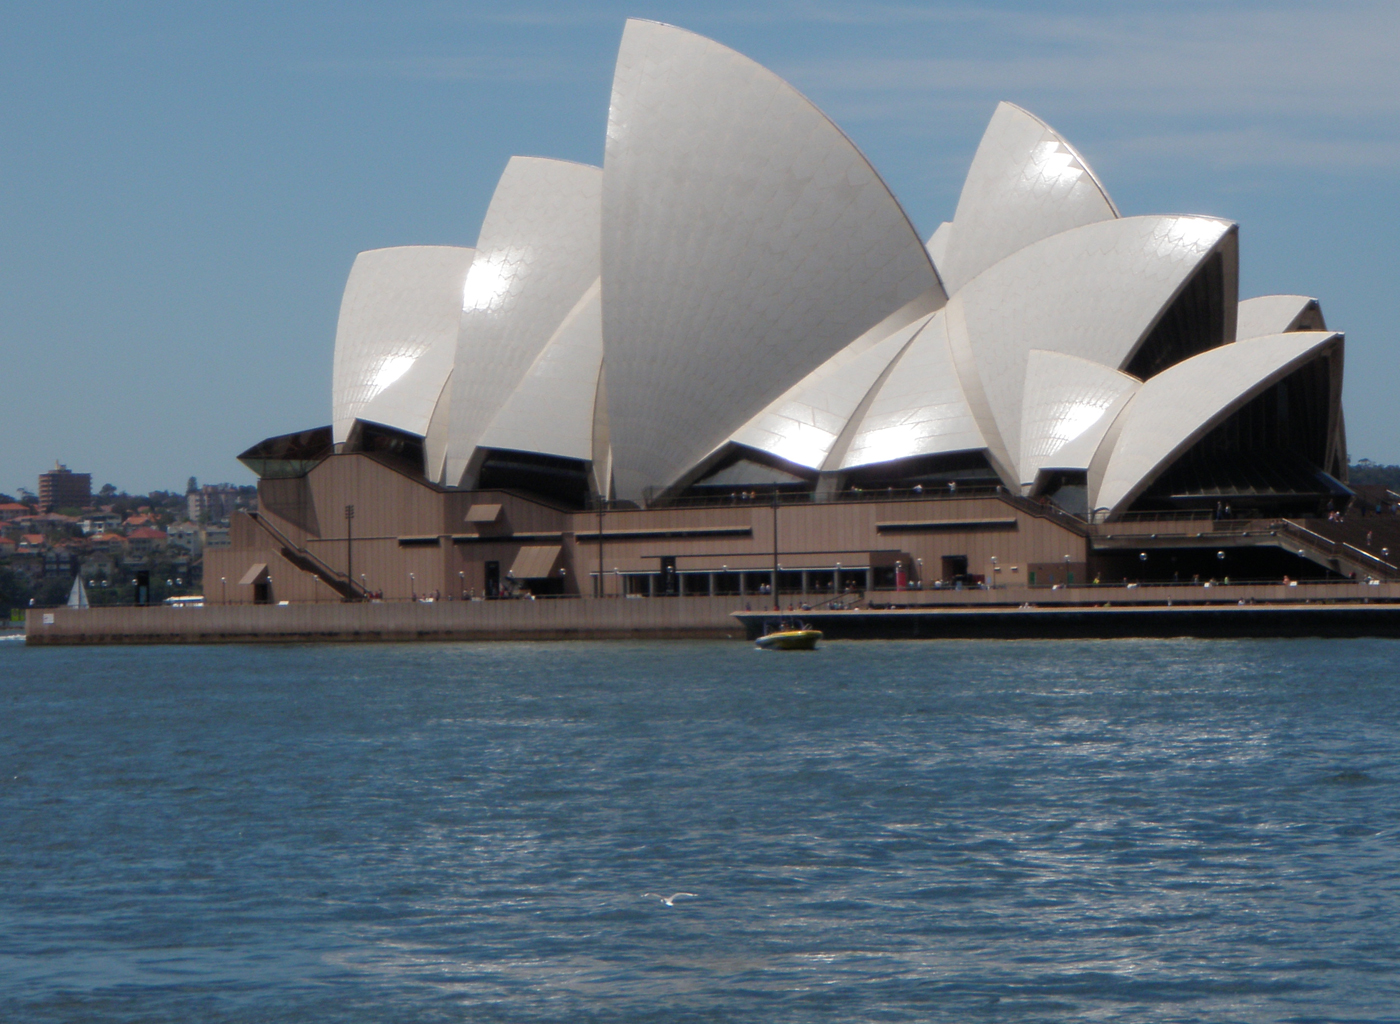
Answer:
xmin=601 ymin=19 xmax=943 ymax=500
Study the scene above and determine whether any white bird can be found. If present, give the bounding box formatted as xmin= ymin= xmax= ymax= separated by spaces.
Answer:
xmin=643 ymin=892 xmax=696 ymax=906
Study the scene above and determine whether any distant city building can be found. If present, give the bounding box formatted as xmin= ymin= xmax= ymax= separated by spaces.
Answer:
xmin=86 ymin=533 xmax=125 ymax=556
xmin=43 ymin=546 xmax=78 ymax=579
xmin=188 ymin=484 xmax=249 ymax=524
xmin=0 ymin=503 xmax=29 ymax=522
xmin=79 ymin=511 xmax=122 ymax=536
xmin=166 ymin=522 xmax=202 ymax=557
xmin=38 ymin=463 xmax=91 ymax=512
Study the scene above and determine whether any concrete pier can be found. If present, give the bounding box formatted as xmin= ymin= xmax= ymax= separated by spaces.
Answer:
xmin=735 ymin=601 xmax=1400 ymax=640
xmin=24 ymin=597 xmax=747 ymax=645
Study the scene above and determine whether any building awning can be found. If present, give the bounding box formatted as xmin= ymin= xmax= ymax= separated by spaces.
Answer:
xmin=508 ymin=545 xmax=561 ymax=579
xmin=238 ymin=563 xmax=269 ymax=585
xmin=466 ymin=504 xmax=502 ymax=523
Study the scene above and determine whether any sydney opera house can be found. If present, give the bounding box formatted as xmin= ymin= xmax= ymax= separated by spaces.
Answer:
xmin=209 ymin=19 xmax=1370 ymax=606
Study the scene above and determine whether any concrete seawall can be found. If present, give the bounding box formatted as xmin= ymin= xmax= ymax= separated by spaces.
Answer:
xmin=25 ymin=598 xmax=748 ymax=645
xmin=736 ymin=602 xmax=1400 ymax=640
xmin=25 ymin=582 xmax=1400 ymax=644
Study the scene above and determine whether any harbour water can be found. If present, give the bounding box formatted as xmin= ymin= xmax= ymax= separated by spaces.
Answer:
xmin=1 ymin=638 xmax=1397 ymax=1022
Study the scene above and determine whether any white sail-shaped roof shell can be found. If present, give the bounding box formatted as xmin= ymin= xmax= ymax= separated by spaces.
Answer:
xmin=951 ymin=214 xmax=1237 ymax=483
xmin=477 ymin=278 xmax=603 ymax=464
xmin=1019 ymin=350 xmax=1140 ymax=487
xmin=841 ymin=309 xmax=989 ymax=470
xmin=1093 ymin=331 xmax=1343 ymax=516
xmin=330 ymin=245 xmax=475 ymax=445
xmin=936 ymin=102 xmax=1118 ymax=297
xmin=445 ymin=156 xmax=603 ymax=486
xmin=925 ymin=221 xmax=953 ymax=274
xmin=601 ymin=18 xmax=942 ymax=500
xmin=723 ymin=295 xmax=941 ymax=472
xmin=1236 ymin=294 xmax=1324 ymax=338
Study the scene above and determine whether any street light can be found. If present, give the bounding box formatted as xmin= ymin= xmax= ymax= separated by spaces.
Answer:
xmin=409 ymin=572 xmax=416 ymax=601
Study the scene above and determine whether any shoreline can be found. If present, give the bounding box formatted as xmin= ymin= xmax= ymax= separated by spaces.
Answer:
xmin=22 ymin=584 xmax=1400 ymax=644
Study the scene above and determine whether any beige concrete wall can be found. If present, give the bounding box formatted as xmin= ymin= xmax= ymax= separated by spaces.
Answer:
xmin=25 ymin=596 xmax=748 ymax=644
xmin=212 ymin=454 xmax=1092 ymax=605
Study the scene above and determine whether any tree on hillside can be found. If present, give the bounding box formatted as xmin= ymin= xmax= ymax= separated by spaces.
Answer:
xmin=1349 ymin=461 xmax=1400 ymax=491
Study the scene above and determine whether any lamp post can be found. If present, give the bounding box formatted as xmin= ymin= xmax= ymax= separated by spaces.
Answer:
xmin=409 ymin=572 xmax=416 ymax=602
xmin=771 ymin=492 xmax=780 ymax=611
xmin=989 ymin=555 xmax=997 ymax=590
xmin=597 ymin=503 xmax=605 ymax=598
xmin=220 ymin=576 xmax=226 ymax=604
xmin=458 ymin=570 xmax=466 ymax=600
xmin=344 ymin=504 xmax=355 ymax=600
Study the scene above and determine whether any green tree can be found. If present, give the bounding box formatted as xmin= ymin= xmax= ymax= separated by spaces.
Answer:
xmin=0 ymin=566 xmax=34 ymax=614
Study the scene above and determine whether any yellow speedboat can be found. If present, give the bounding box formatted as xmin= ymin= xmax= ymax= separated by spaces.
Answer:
xmin=755 ymin=625 xmax=822 ymax=650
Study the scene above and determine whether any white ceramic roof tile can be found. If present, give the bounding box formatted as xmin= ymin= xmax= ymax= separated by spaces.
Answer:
xmin=330 ymin=245 xmax=475 ymax=443
xmin=841 ymin=309 xmax=988 ymax=469
xmin=601 ymin=19 xmax=942 ymax=499
xmin=954 ymin=214 xmax=1235 ymax=480
xmin=1095 ymin=331 xmax=1341 ymax=514
xmin=478 ymin=278 xmax=602 ymax=462
xmin=727 ymin=309 xmax=936 ymax=471
xmin=937 ymin=102 xmax=1118 ymax=297
xmin=445 ymin=156 xmax=603 ymax=485
xmin=1019 ymin=350 xmax=1140 ymax=486
xmin=925 ymin=221 xmax=953 ymax=273
xmin=1236 ymin=294 xmax=1323 ymax=338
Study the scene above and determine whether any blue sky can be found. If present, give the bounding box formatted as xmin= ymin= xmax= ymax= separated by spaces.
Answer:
xmin=2 ymin=0 xmax=1397 ymax=494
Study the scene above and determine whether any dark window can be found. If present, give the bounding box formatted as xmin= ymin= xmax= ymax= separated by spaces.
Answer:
xmin=476 ymin=449 xmax=591 ymax=509
xmin=1125 ymin=250 xmax=1227 ymax=380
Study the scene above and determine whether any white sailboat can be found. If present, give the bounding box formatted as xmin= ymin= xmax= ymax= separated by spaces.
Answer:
xmin=66 ymin=576 xmax=90 ymax=609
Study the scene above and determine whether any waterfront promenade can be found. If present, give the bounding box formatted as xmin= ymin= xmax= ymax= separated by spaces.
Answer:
xmin=24 ymin=580 xmax=1400 ymax=644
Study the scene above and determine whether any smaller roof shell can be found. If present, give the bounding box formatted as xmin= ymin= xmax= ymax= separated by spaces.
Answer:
xmin=951 ymin=214 xmax=1237 ymax=481
xmin=477 ymin=278 xmax=603 ymax=464
xmin=840 ymin=309 xmax=989 ymax=470
xmin=330 ymin=245 xmax=475 ymax=444
xmin=1018 ymin=350 xmax=1140 ymax=486
xmin=723 ymin=293 xmax=941 ymax=472
xmin=936 ymin=102 xmax=1118 ymax=297
xmin=1093 ymin=331 xmax=1343 ymax=516
xmin=446 ymin=156 xmax=603 ymax=486
xmin=1236 ymin=294 xmax=1325 ymax=338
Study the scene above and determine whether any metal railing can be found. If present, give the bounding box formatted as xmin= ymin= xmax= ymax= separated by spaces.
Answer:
xmin=245 ymin=511 xmax=372 ymax=601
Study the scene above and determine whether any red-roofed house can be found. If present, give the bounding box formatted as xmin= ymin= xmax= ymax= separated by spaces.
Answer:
xmin=18 ymin=534 xmax=46 ymax=552
xmin=125 ymin=527 xmax=167 ymax=556
xmin=0 ymin=503 xmax=29 ymax=522
xmin=87 ymin=532 xmax=125 ymax=556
